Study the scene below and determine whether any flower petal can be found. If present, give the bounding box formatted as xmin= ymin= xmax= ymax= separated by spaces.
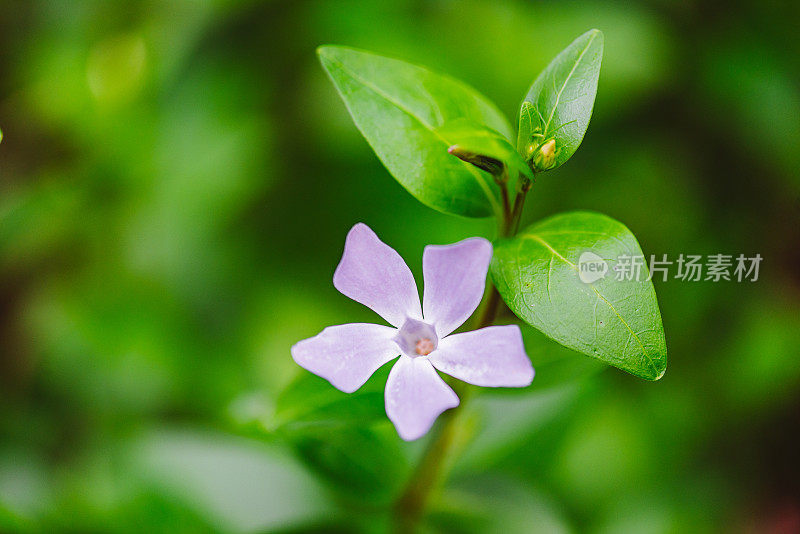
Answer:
xmin=385 ymin=355 xmax=459 ymax=441
xmin=422 ymin=237 xmax=492 ymax=337
xmin=333 ymin=223 xmax=422 ymax=328
xmin=429 ymin=325 xmax=534 ymax=387
xmin=291 ymin=323 xmax=399 ymax=393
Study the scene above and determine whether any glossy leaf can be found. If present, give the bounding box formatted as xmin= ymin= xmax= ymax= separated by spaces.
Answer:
xmin=517 ymin=29 xmax=603 ymax=171
xmin=318 ymin=45 xmax=512 ymax=217
xmin=491 ymin=211 xmax=666 ymax=380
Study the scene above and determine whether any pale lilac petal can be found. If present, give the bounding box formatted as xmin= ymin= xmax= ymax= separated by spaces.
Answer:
xmin=429 ymin=325 xmax=534 ymax=387
xmin=422 ymin=237 xmax=492 ymax=337
xmin=385 ymin=356 xmax=459 ymax=441
xmin=291 ymin=323 xmax=399 ymax=393
xmin=333 ymin=223 xmax=422 ymax=328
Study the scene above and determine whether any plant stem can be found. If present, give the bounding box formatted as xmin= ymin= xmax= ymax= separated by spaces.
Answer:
xmin=500 ymin=186 xmax=512 ymax=233
xmin=392 ymin=174 xmax=532 ymax=532
xmin=510 ymin=174 xmax=533 ymax=234
xmin=391 ymin=292 xmax=497 ymax=532
xmin=392 ymin=385 xmax=466 ymax=532
xmin=498 ymin=168 xmax=512 ymax=235
xmin=477 ymin=282 xmax=502 ymax=326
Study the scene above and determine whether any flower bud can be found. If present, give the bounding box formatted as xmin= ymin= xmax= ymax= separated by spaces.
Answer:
xmin=525 ymin=141 xmax=538 ymax=160
xmin=529 ymin=139 xmax=557 ymax=171
xmin=447 ymin=145 xmax=504 ymax=177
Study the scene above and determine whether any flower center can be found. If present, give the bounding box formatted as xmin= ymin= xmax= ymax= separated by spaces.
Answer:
xmin=394 ymin=317 xmax=438 ymax=357
xmin=415 ymin=338 xmax=435 ymax=356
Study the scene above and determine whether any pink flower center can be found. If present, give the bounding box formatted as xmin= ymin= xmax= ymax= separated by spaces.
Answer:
xmin=415 ymin=338 xmax=435 ymax=356
xmin=394 ymin=317 xmax=438 ymax=357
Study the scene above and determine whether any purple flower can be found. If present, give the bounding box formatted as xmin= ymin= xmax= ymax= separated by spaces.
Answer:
xmin=291 ymin=224 xmax=534 ymax=441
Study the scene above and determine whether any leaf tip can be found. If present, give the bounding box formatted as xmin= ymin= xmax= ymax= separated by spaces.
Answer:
xmin=647 ymin=369 xmax=666 ymax=381
xmin=589 ymin=29 xmax=604 ymax=49
xmin=316 ymin=45 xmax=333 ymax=59
xmin=641 ymin=359 xmax=667 ymax=381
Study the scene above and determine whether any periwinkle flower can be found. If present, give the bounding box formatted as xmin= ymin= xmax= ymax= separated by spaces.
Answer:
xmin=291 ymin=224 xmax=534 ymax=440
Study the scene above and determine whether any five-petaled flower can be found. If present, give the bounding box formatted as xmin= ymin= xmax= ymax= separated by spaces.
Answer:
xmin=291 ymin=223 xmax=534 ymax=440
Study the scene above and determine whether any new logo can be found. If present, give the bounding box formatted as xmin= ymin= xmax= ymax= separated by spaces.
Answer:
xmin=578 ymin=251 xmax=608 ymax=283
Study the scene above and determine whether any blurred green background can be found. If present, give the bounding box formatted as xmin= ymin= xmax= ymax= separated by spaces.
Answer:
xmin=2 ymin=1 xmax=800 ymax=532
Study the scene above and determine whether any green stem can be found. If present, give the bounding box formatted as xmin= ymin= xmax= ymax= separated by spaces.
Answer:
xmin=510 ymin=174 xmax=533 ymax=234
xmin=392 ymin=174 xmax=532 ymax=532
xmin=500 ymin=187 xmax=512 ymax=233
xmin=391 ymin=291 xmax=498 ymax=532
xmin=498 ymin=168 xmax=512 ymax=235
xmin=392 ymin=384 xmax=467 ymax=533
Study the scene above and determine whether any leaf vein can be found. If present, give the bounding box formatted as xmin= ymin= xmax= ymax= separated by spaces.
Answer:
xmin=521 ymin=232 xmax=656 ymax=373
xmin=542 ymin=31 xmax=598 ymax=138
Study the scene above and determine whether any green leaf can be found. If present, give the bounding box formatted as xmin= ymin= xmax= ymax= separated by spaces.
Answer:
xmin=517 ymin=29 xmax=603 ymax=171
xmin=274 ymin=366 xmax=389 ymax=429
xmin=318 ymin=45 xmax=512 ymax=218
xmin=133 ymin=428 xmax=332 ymax=532
xmin=290 ymin=426 xmax=409 ymax=504
xmin=491 ymin=211 xmax=666 ymax=380
xmin=436 ymin=118 xmax=534 ymax=182
xmin=431 ymin=476 xmax=571 ymax=534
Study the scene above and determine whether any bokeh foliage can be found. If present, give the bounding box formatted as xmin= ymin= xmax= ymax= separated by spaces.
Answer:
xmin=1 ymin=0 xmax=799 ymax=532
